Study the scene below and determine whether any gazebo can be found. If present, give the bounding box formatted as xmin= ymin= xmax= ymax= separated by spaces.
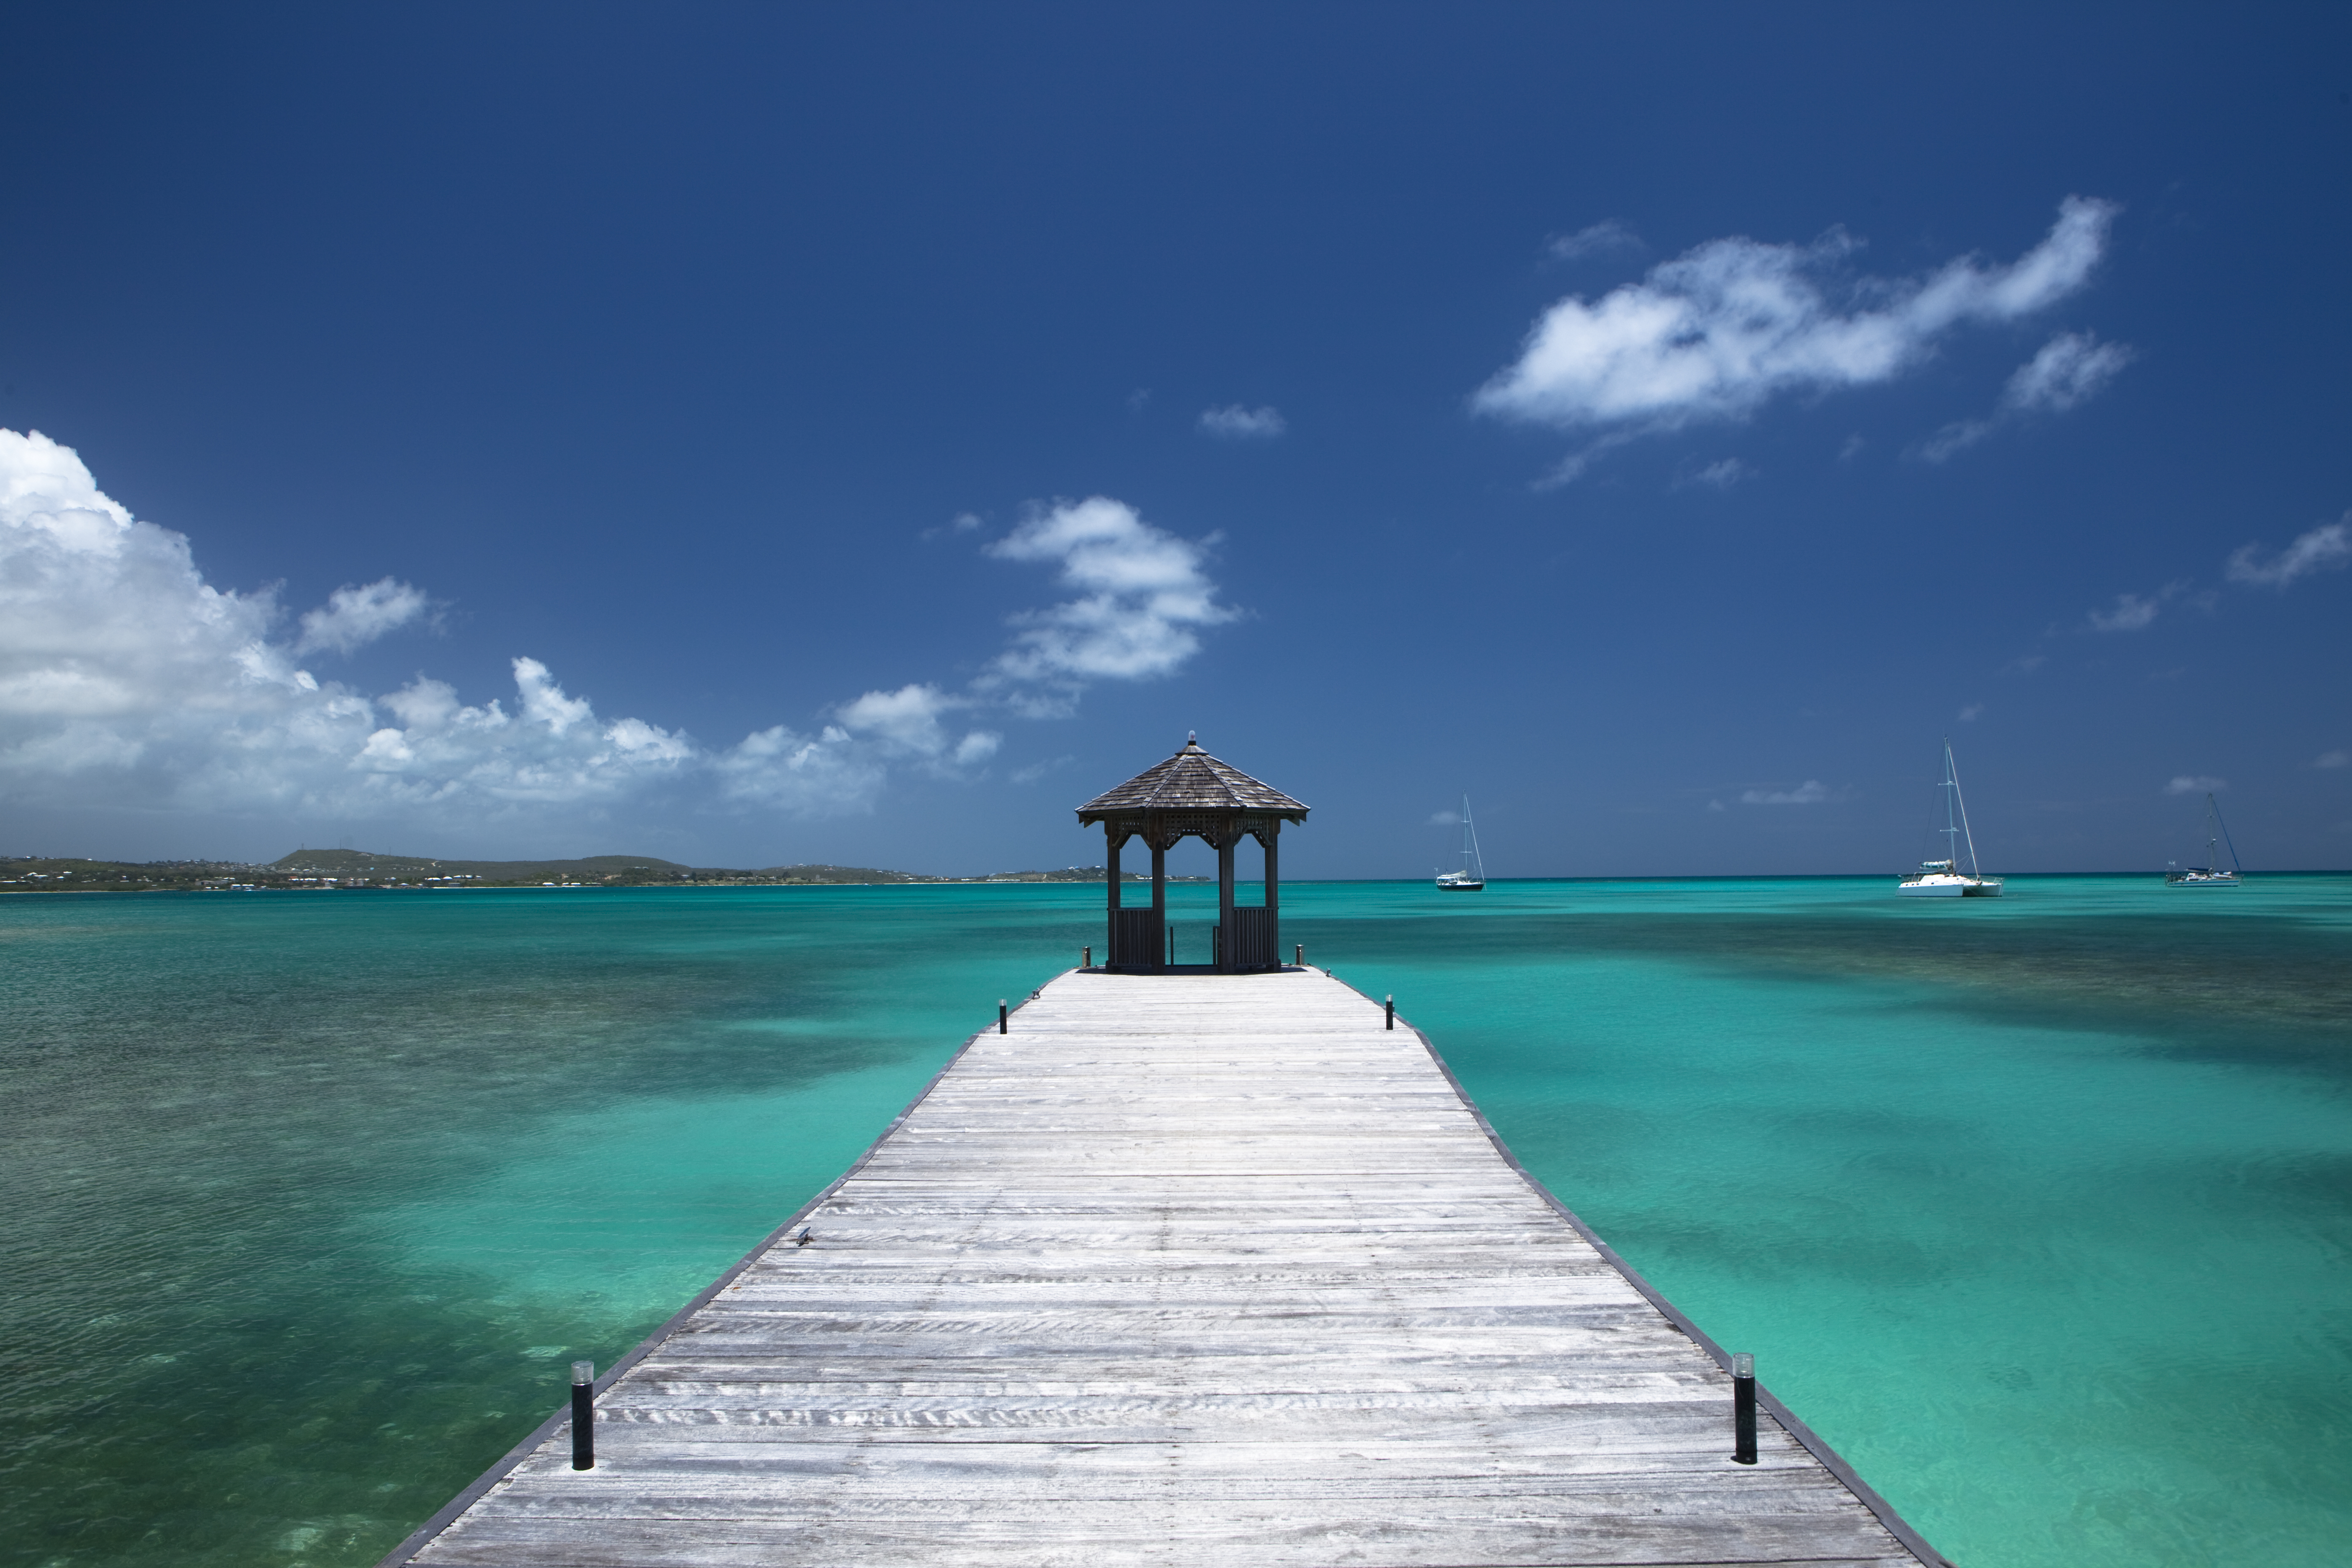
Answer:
xmin=1076 ymin=735 xmax=1309 ymax=973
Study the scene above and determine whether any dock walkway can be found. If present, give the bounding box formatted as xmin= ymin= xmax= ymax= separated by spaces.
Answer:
xmin=387 ymin=968 xmax=1942 ymax=1566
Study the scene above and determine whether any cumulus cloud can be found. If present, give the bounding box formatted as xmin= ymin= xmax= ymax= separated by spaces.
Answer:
xmin=1959 ymin=702 xmax=1985 ymax=722
xmin=0 ymin=427 xmax=702 ymax=823
xmin=824 ymin=682 xmax=999 ymax=776
xmin=0 ymin=431 xmax=1238 ymax=832
xmin=295 ymin=578 xmax=430 ymax=654
xmin=983 ymin=497 xmax=1235 ymax=693
xmin=2226 ymin=517 xmax=2350 ymax=589
xmin=1476 ymin=196 xmax=2117 ymax=472
xmin=2165 ymin=775 xmax=2226 ymax=795
xmin=1741 ymin=780 xmax=1831 ymax=805
xmin=2315 ymin=749 xmax=2348 ymax=770
xmin=1198 ymin=404 xmax=1286 ymax=439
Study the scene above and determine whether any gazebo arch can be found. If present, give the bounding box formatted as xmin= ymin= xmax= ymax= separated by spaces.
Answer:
xmin=1076 ymin=735 xmax=1308 ymax=973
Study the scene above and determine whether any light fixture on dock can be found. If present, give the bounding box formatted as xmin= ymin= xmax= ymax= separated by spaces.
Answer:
xmin=1730 ymin=1352 xmax=1756 ymax=1464
xmin=571 ymin=1360 xmax=596 ymax=1470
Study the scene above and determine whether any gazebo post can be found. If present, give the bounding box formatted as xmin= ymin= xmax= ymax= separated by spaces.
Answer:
xmin=1150 ymin=832 xmax=1167 ymax=973
xmin=1106 ymin=826 xmax=1123 ymax=967
xmin=1216 ymin=832 xmax=1236 ymax=974
xmin=1264 ymin=823 xmax=1279 ymax=967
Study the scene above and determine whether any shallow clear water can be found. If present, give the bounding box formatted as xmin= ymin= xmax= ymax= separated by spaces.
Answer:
xmin=3 ymin=877 xmax=2347 ymax=1566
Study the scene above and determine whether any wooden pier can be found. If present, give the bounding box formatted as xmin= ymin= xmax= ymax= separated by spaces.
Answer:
xmin=383 ymin=968 xmax=1946 ymax=1567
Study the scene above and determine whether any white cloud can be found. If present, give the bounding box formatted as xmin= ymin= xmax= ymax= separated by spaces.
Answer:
xmin=2089 ymin=593 xmax=2162 ymax=632
xmin=0 ymin=431 xmax=1238 ymax=834
xmin=2088 ymin=580 xmax=2187 ymax=633
xmin=1550 ymin=220 xmax=1642 ymax=260
xmin=295 ymin=578 xmax=430 ymax=654
xmin=2165 ymin=775 xmax=2227 ymax=795
xmin=983 ymin=497 xmax=1235 ymax=688
xmin=1008 ymin=754 xmax=1073 ymax=785
xmin=1959 ymin=702 xmax=1985 ymax=722
xmin=1920 ymin=331 xmax=2133 ymax=463
xmin=2227 ymin=517 xmax=2351 ymax=589
xmin=1679 ymin=457 xmax=1751 ymax=490
xmin=1476 ymin=196 xmax=2117 ymax=463
xmin=1198 ymin=405 xmax=1286 ymax=439
xmin=2316 ymin=750 xmax=2349 ymax=770
xmin=712 ymin=723 xmax=882 ymax=815
xmin=1428 ymin=809 xmax=1460 ymax=826
xmin=835 ymin=683 xmax=957 ymax=756
xmin=1707 ymin=799 xmax=1726 ymax=812
xmin=1741 ymin=780 xmax=1831 ymax=805
xmin=1918 ymin=418 xmax=1994 ymax=463
xmin=2004 ymin=331 xmax=2133 ymax=413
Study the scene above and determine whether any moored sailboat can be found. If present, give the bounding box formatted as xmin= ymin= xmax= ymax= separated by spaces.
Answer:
xmin=1899 ymin=740 xmax=2003 ymax=897
xmin=2166 ymin=792 xmax=2244 ymax=887
xmin=1436 ymin=796 xmax=1486 ymax=891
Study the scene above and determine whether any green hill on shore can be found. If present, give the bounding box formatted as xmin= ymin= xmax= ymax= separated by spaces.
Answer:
xmin=2 ymin=850 xmax=1174 ymax=892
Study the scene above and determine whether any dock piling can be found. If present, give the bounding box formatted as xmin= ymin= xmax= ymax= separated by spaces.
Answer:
xmin=1732 ymin=1352 xmax=1757 ymax=1463
xmin=997 ymin=999 xmax=1007 ymax=1034
xmin=570 ymin=1361 xmax=594 ymax=1470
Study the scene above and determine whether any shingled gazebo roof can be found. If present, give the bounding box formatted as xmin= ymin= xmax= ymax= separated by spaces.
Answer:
xmin=1076 ymin=737 xmax=1308 ymax=824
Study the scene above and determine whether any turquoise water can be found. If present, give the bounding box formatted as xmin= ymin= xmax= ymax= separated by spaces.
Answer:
xmin=3 ymin=877 xmax=2348 ymax=1566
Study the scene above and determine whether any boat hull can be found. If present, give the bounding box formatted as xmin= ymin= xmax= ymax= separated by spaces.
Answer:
xmin=1436 ymin=879 xmax=1485 ymax=892
xmin=2166 ymin=872 xmax=2241 ymax=888
xmin=1899 ymin=874 xmax=2003 ymax=898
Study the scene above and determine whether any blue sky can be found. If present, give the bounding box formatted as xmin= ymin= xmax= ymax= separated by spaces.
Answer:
xmin=3 ymin=4 xmax=2347 ymax=877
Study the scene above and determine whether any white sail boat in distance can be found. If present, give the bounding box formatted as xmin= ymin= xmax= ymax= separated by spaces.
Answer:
xmin=1436 ymin=795 xmax=1486 ymax=891
xmin=1898 ymin=740 xmax=2004 ymax=898
xmin=2166 ymin=792 xmax=2244 ymax=888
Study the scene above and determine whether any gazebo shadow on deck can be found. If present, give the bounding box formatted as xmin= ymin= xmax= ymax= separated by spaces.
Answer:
xmin=1075 ymin=734 xmax=1308 ymax=974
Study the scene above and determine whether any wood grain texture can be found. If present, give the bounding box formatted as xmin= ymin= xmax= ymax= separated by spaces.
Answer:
xmin=396 ymin=970 xmax=1934 ymax=1567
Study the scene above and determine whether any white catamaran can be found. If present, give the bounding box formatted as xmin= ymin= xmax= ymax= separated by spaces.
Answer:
xmin=2166 ymin=792 xmax=2244 ymax=888
xmin=1436 ymin=796 xmax=1486 ymax=891
xmin=1899 ymin=740 xmax=2003 ymax=898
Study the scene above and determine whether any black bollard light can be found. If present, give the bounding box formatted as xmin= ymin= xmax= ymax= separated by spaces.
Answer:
xmin=1385 ymin=994 xmax=1394 ymax=1030
xmin=1731 ymin=1352 xmax=1757 ymax=1464
xmin=1083 ymin=944 xmax=1091 ymax=970
xmin=998 ymin=999 xmax=1008 ymax=1034
xmin=571 ymin=1360 xmax=596 ymax=1470
xmin=1295 ymin=943 xmax=1303 ymax=967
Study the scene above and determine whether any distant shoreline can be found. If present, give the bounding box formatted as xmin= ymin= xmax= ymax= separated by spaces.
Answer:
xmin=6 ymin=867 xmax=2346 ymax=897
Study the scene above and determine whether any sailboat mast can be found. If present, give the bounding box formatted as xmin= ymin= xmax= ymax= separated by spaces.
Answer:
xmin=1948 ymin=741 xmax=1983 ymax=878
xmin=1938 ymin=739 xmax=1960 ymax=868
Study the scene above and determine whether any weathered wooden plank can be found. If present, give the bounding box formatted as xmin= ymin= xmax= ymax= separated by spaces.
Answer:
xmin=388 ymin=969 xmax=1942 ymax=1567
